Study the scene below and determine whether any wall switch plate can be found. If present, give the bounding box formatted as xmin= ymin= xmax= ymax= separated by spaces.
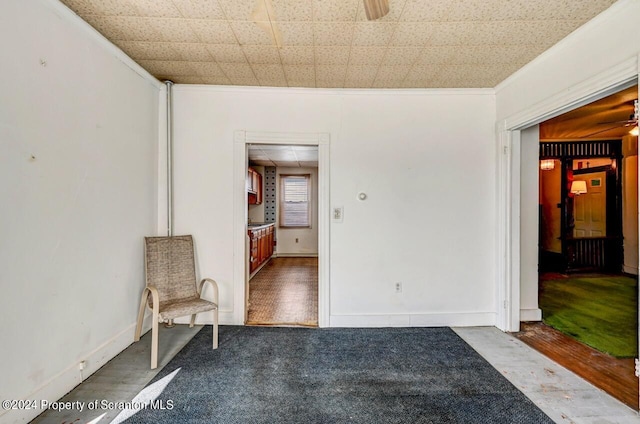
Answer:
xmin=333 ymin=206 xmax=344 ymax=223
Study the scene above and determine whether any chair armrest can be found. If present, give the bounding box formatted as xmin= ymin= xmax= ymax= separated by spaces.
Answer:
xmin=145 ymin=285 xmax=160 ymax=310
xmin=199 ymin=278 xmax=219 ymax=305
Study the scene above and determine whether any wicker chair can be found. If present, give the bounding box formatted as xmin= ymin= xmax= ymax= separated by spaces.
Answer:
xmin=134 ymin=235 xmax=219 ymax=369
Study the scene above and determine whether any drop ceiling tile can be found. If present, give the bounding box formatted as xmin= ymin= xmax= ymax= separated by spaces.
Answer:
xmin=445 ymin=45 xmax=525 ymax=65
xmin=355 ymin=0 xmax=407 ymax=21
xmin=171 ymin=75 xmax=204 ymax=84
xmin=423 ymin=22 xmax=473 ymax=46
xmin=278 ymin=22 xmax=314 ymax=46
xmin=345 ymin=65 xmax=378 ymax=82
xmin=219 ymin=62 xmax=256 ymax=79
xmin=228 ymin=76 xmax=260 ymax=86
xmin=190 ymin=61 xmax=226 ymax=77
xmin=279 ymin=46 xmax=315 ymax=65
xmin=83 ymin=16 xmax=159 ymax=41
xmin=259 ymin=79 xmax=288 ymax=87
xmin=348 ymin=47 xmax=387 ymax=65
xmin=443 ymin=0 xmax=497 ymax=22
xmin=298 ymin=161 xmax=319 ymax=167
xmin=399 ymin=0 xmax=452 ymax=22
xmin=312 ymin=0 xmax=359 ymax=22
xmin=344 ymin=79 xmax=374 ymax=88
xmin=371 ymin=79 xmax=406 ymax=88
xmin=251 ymin=63 xmax=286 ymax=80
xmin=130 ymin=0 xmax=182 ymax=18
xmin=217 ymin=0 xmax=255 ymax=20
xmin=414 ymin=46 xmax=455 ymax=65
xmin=501 ymin=20 xmax=583 ymax=46
xmin=316 ymin=79 xmax=345 ymax=88
xmin=148 ymin=18 xmax=201 ymax=42
xmin=381 ymin=47 xmax=422 ymax=65
xmin=390 ymin=22 xmax=434 ymax=46
xmin=59 ymin=0 xmax=99 ymax=15
xmin=316 ymin=65 xmax=347 ymax=80
xmin=90 ymin=0 xmax=139 ymax=16
xmin=352 ymin=22 xmax=396 ymax=47
xmin=230 ymin=21 xmax=276 ymax=45
xmin=492 ymin=0 xmax=616 ymax=21
xmin=400 ymin=79 xmax=431 ymax=88
xmin=315 ymin=46 xmax=350 ymax=65
xmin=171 ymin=0 xmax=226 ymax=19
xmin=201 ymin=75 xmax=233 ymax=84
xmin=114 ymin=41 xmax=181 ymax=60
xmin=283 ymin=65 xmax=315 ymax=81
xmin=242 ymin=45 xmax=281 ymax=64
xmin=206 ymin=44 xmax=248 ymax=63
xmin=188 ymin=20 xmax=237 ymax=44
xmin=272 ymin=0 xmax=313 ymax=21
xmin=375 ymin=65 xmax=411 ymax=80
xmin=404 ymin=64 xmax=442 ymax=81
xmin=287 ymin=80 xmax=317 ymax=88
xmin=174 ymin=43 xmax=215 ymax=61
xmin=137 ymin=60 xmax=197 ymax=76
xmin=313 ymin=23 xmax=355 ymax=46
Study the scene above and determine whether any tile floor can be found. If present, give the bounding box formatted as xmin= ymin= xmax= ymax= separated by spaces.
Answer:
xmin=30 ymin=326 xmax=640 ymax=423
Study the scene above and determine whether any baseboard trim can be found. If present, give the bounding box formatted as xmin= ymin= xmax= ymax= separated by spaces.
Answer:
xmin=1 ymin=315 xmax=152 ymax=424
xmin=520 ymin=308 xmax=542 ymax=322
xmin=329 ymin=312 xmax=496 ymax=328
xmin=274 ymin=253 xmax=318 ymax=258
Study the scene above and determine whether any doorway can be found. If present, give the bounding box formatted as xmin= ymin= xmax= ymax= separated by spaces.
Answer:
xmin=245 ymin=144 xmax=319 ymax=326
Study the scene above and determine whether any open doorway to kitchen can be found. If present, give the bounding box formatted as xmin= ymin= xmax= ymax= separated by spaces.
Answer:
xmin=245 ymin=144 xmax=319 ymax=327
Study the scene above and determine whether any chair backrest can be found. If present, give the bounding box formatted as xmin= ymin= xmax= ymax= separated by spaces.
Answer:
xmin=145 ymin=235 xmax=198 ymax=305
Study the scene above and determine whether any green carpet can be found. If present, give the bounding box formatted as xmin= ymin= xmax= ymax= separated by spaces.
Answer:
xmin=540 ymin=275 xmax=638 ymax=358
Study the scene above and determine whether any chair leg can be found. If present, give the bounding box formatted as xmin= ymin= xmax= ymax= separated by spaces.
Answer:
xmin=189 ymin=314 xmax=196 ymax=328
xmin=151 ymin=305 xmax=159 ymax=369
xmin=134 ymin=289 xmax=148 ymax=342
xmin=213 ymin=308 xmax=218 ymax=349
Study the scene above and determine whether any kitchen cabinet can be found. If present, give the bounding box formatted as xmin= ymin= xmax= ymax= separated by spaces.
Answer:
xmin=247 ymin=167 xmax=262 ymax=205
xmin=248 ymin=223 xmax=274 ymax=273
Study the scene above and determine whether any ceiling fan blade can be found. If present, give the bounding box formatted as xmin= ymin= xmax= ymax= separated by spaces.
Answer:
xmin=251 ymin=0 xmax=283 ymax=48
xmin=363 ymin=0 xmax=389 ymax=20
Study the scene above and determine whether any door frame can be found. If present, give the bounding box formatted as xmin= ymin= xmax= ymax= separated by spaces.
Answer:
xmin=233 ymin=130 xmax=330 ymax=327
xmin=496 ymin=58 xmax=639 ymax=332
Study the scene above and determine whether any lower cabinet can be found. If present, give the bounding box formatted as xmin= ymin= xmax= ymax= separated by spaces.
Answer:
xmin=249 ymin=224 xmax=274 ymax=273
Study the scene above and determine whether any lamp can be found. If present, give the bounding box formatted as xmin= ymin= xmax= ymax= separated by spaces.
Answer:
xmin=630 ymin=126 xmax=639 ymax=136
xmin=570 ymin=180 xmax=587 ymax=195
xmin=540 ymin=159 xmax=555 ymax=170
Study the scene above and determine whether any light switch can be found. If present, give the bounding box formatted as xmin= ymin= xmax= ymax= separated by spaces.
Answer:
xmin=333 ymin=206 xmax=344 ymax=223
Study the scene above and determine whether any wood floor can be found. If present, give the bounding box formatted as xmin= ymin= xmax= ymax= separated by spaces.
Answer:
xmin=247 ymin=257 xmax=318 ymax=327
xmin=513 ymin=321 xmax=638 ymax=410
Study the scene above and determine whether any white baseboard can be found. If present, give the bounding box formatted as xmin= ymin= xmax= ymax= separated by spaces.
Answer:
xmin=274 ymin=253 xmax=318 ymax=258
xmin=329 ymin=312 xmax=496 ymax=328
xmin=520 ymin=308 xmax=542 ymax=321
xmin=1 ymin=315 xmax=152 ymax=424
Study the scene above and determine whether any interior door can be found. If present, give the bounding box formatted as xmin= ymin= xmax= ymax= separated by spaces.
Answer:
xmin=573 ymin=171 xmax=607 ymax=237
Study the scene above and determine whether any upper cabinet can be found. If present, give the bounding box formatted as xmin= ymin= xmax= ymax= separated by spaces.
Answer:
xmin=247 ymin=167 xmax=262 ymax=205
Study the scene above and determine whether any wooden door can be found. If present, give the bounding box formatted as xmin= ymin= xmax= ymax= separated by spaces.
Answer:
xmin=573 ymin=171 xmax=607 ymax=237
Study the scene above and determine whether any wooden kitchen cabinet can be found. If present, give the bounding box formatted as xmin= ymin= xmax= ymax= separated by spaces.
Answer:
xmin=247 ymin=167 xmax=262 ymax=205
xmin=248 ymin=223 xmax=274 ymax=273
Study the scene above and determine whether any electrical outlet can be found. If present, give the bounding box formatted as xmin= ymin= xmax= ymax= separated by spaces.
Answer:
xmin=395 ymin=282 xmax=402 ymax=293
xmin=332 ymin=206 xmax=344 ymax=223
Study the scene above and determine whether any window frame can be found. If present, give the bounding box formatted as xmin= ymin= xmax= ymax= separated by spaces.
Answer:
xmin=279 ymin=174 xmax=312 ymax=229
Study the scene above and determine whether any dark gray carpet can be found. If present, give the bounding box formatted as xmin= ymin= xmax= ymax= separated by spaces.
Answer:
xmin=125 ymin=326 xmax=553 ymax=423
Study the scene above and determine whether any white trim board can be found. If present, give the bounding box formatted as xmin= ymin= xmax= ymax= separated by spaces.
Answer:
xmin=233 ymin=131 xmax=330 ymax=327
xmin=330 ymin=312 xmax=496 ymax=328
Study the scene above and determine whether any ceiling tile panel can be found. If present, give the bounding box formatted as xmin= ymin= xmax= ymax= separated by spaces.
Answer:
xmin=372 ymin=79 xmax=406 ymax=88
xmin=375 ymin=65 xmax=411 ymax=81
xmin=404 ymin=65 xmax=442 ymax=81
xmin=228 ymin=76 xmax=260 ymax=86
xmin=352 ymin=22 xmax=397 ymax=47
xmin=316 ymin=65 xmax=347 ymax=80
xmin=315 ymin=46 xmax=350 ymax=65
xmin=242 ymin=45 xmax=281 ymax=64
xmin=286 ymin=80 xmax=317 ymax=88
xmin=230 ymin=21 xmax=276 ymax=45
xmin=59 ymin=0 xmax=99 ymax=15
xmin=443 ymin=0 xmax=498 ymax=22
xmin=188 ymin=20 xmax=237 ymax=44
xmin=355 ymin=0 xmax=407 ymax=21
xmin=219 ymin=62 xmax=256 ymax=79
xmin=283 ymin=65 xmax=315 ymax=81
xmin=171 ymin=0 xmax=226 ymax=19
xmin=279 ymin=46 xmax=315 ymax=65
xmin=90 ymin=0 xmax=139 ymax=16
xmin=344 ymin=79 xmax=375 ymax=88
xmin=170 ymin=75 xmax=204 ymax=84
xmin=217 ymin=0 xmax=255 ymax=21
xmin=348 ymin=47 xmax=387 ymax=66
xmin=171 ymin=43 xmax=214 ymax=61
xmin=190 ymin=61 xmax=226 ymax=77
xmin=414 ymin=46 xmax=455 ymax=64
xmin=148 ymin=18 xmax=201 ymax=42
xmin=271 ymin=0 xmax=313 ymax=21
xmin=381 ymin=47 xmax=422 ymax=65
xmin=316 ymin=79 xmax=345 ymax=88
xmin=83 ymin=16 xmax=159 ymax=41
xmin=445 ymin=45 xmax=526 ymax=65
xmin=252 ymin=64 xmax=286 ymax=80
xmin=399 ymin=0 xmax=452 ymax=22
xmin=313 ymin=23 xmax=355 ymax=46
xmin=278 ymin=22 xmax=314 ymax=46
xmin=258 ymin=79 xmax=288 ymax=87
xmin=114 ymin=41 xmax=180 ymax=60
xmin=201 ymin=75 xmax=232 ymax=84
xmin=390 ymin=22 xmax=434 ymax=46
xmin=345 ymin=65 xmax=379 ymax=82
xmin=312 ymin=0 xmax=359 ymax=22
xmin=137 ymin=60 xmax=197 ymax=76
xmin=206 ymin=44 xmax=248 ymax=63
xmin=130 ymin=0 xmax=182 ymax=18
xmin=423 ymin=22 xmax=475 ymax=46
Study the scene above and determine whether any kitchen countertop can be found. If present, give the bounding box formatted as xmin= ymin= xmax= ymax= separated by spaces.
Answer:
xmin=247 ymin=223 xmax=275 ymax=230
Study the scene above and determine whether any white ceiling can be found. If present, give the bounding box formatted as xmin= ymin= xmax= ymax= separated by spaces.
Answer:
xmin=58 ymin=0 xmax=618 ymax=88
xmin=249 ymin=144 xmax=318 ymax=167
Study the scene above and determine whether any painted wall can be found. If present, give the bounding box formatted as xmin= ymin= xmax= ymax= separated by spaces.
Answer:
xmin=171 ymin=86 xmax=497 ymax=327
xmin=275 ymin=167 xmax=319 ymax=256
xmin=495 ymin=0 xmax=640 ymax=324
xmin=623 ymin=135 xmax=639 ymax=274
xmin=0 ymin=1 xmax=160 ymax=422
xmin=540 ymin=160 xmax=562 ymax=253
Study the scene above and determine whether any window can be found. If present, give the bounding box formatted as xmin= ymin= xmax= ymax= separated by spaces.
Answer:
xmin=280 ymin=174 xmax=311 ymax=228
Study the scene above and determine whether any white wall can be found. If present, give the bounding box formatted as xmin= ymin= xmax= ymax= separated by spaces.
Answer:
xmin=172 ymin=86 xmax=497 ymax=327
xmin=276 ymin=167 xmax=319 ymax=256
xmin=0 ymin=1 xmax=160 ymax=422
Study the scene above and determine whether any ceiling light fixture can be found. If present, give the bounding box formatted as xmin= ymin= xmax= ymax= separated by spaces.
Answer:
xmin=363 ymin=0 xmax=390 ymax=20
xmin=570 ymin=180 xmax=587 ymax=195
xmin=630 ymin=126 xmax=639 ymax=136
xmin=540 ymin=159 xmax=555 ymax=171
